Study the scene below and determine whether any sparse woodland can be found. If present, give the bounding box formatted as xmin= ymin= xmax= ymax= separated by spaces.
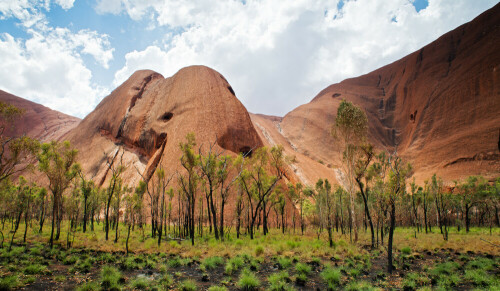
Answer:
xmin=0 ymin=100 xmax=499 ymax=290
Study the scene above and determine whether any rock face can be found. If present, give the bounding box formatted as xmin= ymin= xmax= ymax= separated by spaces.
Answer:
xmin=0 ymin=90 xmax=80 ymax=142
xmin=64 ymin=66 xmax=263 ymax=187
xmin=274 ymin=4 xmax=500 ymax=184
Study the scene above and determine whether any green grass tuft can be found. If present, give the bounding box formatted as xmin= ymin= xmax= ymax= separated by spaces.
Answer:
xmin=321 ymin=267 xmax=342 ymax=290
xmin=238 ymin=269 xmax=260 ymax=290
xmin=177 ymin=279 xmax=197 ymax=291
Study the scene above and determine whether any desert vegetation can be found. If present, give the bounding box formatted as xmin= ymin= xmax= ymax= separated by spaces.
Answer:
xmin=0 ymin=100 xmax=499 ymax=290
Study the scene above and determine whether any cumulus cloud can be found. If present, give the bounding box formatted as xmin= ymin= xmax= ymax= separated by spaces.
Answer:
xmin=0 ymin=0 xmax=113 ymax=117
xmin=108 ymin=0 xmax=497 ymax=116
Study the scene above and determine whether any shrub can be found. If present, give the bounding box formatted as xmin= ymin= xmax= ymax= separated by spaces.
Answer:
xmin=402 ymin=272 xmax=431 ymax=290
xmin=238 ymin=269 xmax=260 ymax=290
xmin=321 ymin=267 xmax=342 ymax=290
xmin=178 ymin=279 xmax=197 ymax=291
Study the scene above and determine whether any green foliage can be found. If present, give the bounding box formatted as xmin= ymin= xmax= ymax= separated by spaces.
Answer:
xmin=268 ymin=271 xmax=293 ymax=291
xmin=178 ymin=279 xmax=197 ymax=291
xmin=208 ymin=286 xmax=228 ymax=291
xmin=157 ymin=274 xmax=173 ymax=288
xmin=238 ymin=269 xmax=260 ymax=290
xmin=76 ymin=281 xmax=99 ymax=291
xmin=225 ymin=256 xmax=244 ymax=275
xmin=0 ymin=275 xmax=19 ymax=290
xmin=255 ymin=245 xmax=264 ymax=256
xmin=321 ymin=267 xmax=342 ymax=290
xmin=70 ymin=258 xmax=93 ymax=273
xmin=202 ymin=256 xmax=224 ymax=270
xmin=100 ymin=266 xmax=122 ymax=291
xmin=295 ymin=262 xmax=311 ymax=276
xmin=63 ymin=255 xmax=78 ymax=265
xmin=23 ymin=264 xmax=47 ymax=275
xmin=466 ymin=257 xmax=495 ymax=271
xmin=401 ymin=246 xmax=412 ymax=255
xmin=402 ymin=272 xmax=431 ymax=290
xmin=130 ymin=277 xmax=150 ymax=289
xmin=464 ymin=269 xmax=496 ymax=287
xmin=277 ymin=257 xmax=292 ymax=269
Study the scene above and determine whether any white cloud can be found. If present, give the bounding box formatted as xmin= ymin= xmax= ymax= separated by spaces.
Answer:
xmin=108 ymin=0 xmax=498 ymax=116
xmin=0 ymin=31 xmax=109 ymax=117
xmin=0 ymin=0 xmax=113 ymax=117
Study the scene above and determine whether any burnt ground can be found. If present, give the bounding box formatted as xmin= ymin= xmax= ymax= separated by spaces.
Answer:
xmin=1 ymin=243 xmax=498 ymax=290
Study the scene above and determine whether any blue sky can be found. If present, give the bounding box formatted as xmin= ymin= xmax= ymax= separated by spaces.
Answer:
xmin=0 ymin=0 xmax=497 ymax=118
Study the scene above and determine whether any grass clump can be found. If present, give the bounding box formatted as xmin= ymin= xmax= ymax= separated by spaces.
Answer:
xmin=156 ymin=274 xmax=173 ymax=289
xmin=177 ymin=279 xmax=197 ymax=291
xmin=401 ymin=246 xmax=412 ymax=255
xmin=345 ymin=280 xmax=377 ymax=291
xmin=277 ymin=257 xmax=292 ymax=269
xmin=464 ymin=269 xmax=496 ymax=288
xmin=255 ymin=245 xmax=264 ymax=256
xmin=402 ymin=272 xmax=431 ymax=290
xmin=100 ymin=266 xmax=122 ymax=290
xmin=0 ymin=275 xmax=19 ymax=290
xmin=321 ymin=267 xmax=342 ymax=290
xmin=238 ymin=269 xmax=260 ymax=290
xmin=465 ymin=257 xmax=495 ymax=271
xmin=295 ymin=262 xmax=312 ymax=276
xmin=23 ymin=264 xmax=47 ymax=275
xmin=208 ymin=286 xmax=228 ymax=291
xmin=225 ymin=256 xmax=244 ymax=275
xmin=268 ymin=271 xmax=293 ymax=291
xmin=130 ymin=277 xmax=150 ymax=289
xmin=63 ymin=255 xmax=78 ymax=265
xmin=202 ymin=256 xmax=224 ymax=270
xmin=70 ymin=258 xmax=93 ymax=273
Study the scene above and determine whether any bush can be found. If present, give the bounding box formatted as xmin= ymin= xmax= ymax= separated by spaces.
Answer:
xmin=100 ymin=266 xmax=122 ymax=290
xmin=178 ymin=279 xmax=197 ymax=291
xmin=238 ymin=269 xmax=260 ymax=290
xmin=321 ymin=267 xmax=342 ymax=290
